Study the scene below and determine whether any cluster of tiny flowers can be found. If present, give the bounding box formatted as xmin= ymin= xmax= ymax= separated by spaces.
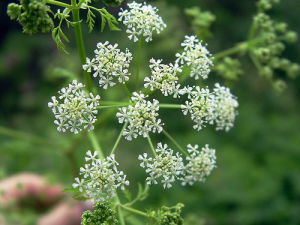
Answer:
xmin=48 ymin=80 xmax=100 ymax=134
xmin=181 ymin=83 xmax=238 ymax=131
xmin=73 ymin=151 xmax=129 ymax=202
xmin=144 ymin=58 xmax=183 ymax=98
xmin=212 ymin=83 xmax=239 ymax=131
xmin=176 ymin=35 xmax=213 ymax=80
xmin=118 ymin=1 xmax=167 ymax=42
xmin=116 ymin=92 xmax=163 ymax=141
xmin=138 ymin=143 xmax=184 ymax=188
xmin=138 ymin=143 xmax=216 ymax=188
xmin=180 ymin=144 xmax=216 ymax=186
xmin=82 ymin=41 xmax=133 ymax=89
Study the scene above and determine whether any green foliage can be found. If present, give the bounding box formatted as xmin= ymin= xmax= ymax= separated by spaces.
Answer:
xmin=215 ymin=57 xmax=243 ymax=81
xmin=184 ymin=7 xmax=215 ymax=40
xmin=124 ymin=183 xmax=149 ymax=206
xmin=81 ymin=202 xmax=118 ymax=225
xmin=148 ymin=203 xmax=184 ymax=225
xmin=102 ymin=0 xmax=124 ymax=7
xmin=7 ymin=0 xmax=54 ymax=35
xmin=248 ymin=0 xmax=300 ymax=92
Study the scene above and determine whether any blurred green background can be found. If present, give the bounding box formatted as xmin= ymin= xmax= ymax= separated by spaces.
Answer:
xmin=1 ymin=0 xmax=300 ymax=224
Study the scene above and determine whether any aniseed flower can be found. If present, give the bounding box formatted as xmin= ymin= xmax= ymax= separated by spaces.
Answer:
xmin=48 ymin=80 xmax=100 ymax=134
xmin=180 ymin=83 xmax=238 ymax=131
xmin=176 ymin=35 xmax=213 ymax=80
xmin=73 ymin=151 xmax=129 ymax=202
xmin=138 ymin=143 xmax=184 ymax=189
xmin=180 ymin=144 xmax=216 ymax=186
xmin=116 ymin=92 xmax=163 ymax=141
xmin=139 ymin=143 xmax=217 ymax=188
xmin=118 ymin=1 xmax=167 ymax=42
xmin=82 ymin=41 xmax=133 ymax=89
xmin=144 ymin=58 xmax=183 ymax=98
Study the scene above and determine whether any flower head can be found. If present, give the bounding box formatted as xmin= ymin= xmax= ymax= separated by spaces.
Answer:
xmin=48 ymin=80 xmax=100 ymax=134
xmin=180 ymin=84 xmax=238 ymax=131
xmin=144 ymin=58 xmax=183 ymax=98
xmin=73 ymin=151 xmax=129 ymax=202
xmin=176 ymin=35 xmax=213 ymax=80
xmin=82 ymin=41 xmax=133 ymax=89
xmin=180 ymin=144 xmax=216 ymax=186
xmin=138 ymin=143 xmax=184 ymax=188
xmin=116 ymin=92 xmax=163 ymax=140
xmin=119 ymin=2 xmax=167 ymax=42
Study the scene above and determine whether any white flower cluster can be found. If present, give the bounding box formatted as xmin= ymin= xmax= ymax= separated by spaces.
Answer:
xmin=180 ymin=144 xmax=216 ymax=186
xmin=82 ymin=41 xmax=133 ymax=89
xmin=181 ymin=83 xmax=238 ymax=131
xmin=138 ymin=143 xmax=216 ymax=188
xmin=48 ymin=80 xmax=100 ymax=134
xmin=118 ymin=1 xmax=167 ymax=42
xmin=144 ymin=58 xmax=183 ymax=98
xmin=73 ymin=150 xmax=129 ymax=202
xmin=176 ymin=35 xmax=213 ymax=80
xmin=116 ymin=92 xmax=163 ymax=141
xmin=213 ymin=83 xmax=239 ymax=131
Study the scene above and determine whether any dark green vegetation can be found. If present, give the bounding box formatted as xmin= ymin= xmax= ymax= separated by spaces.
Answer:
xmin=1 ymin=0 xmax=300 ymax=224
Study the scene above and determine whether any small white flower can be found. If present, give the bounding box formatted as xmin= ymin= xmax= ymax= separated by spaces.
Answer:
xmin=117 ymin=92 xmax=164 ymax=140
xmin=73 ymin=150 xmax=129 ymax=202
xmin=119 ymin=2 xmax=167 ymax=42
xmin=176 ymin=35 xmax=213 ymax=80
xmin=82 ymin=41 xmax=133 ymax=89
xmin=48 ymin=80 xmax=100 ymax=134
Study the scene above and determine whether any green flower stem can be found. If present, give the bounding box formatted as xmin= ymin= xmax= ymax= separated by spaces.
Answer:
xmin=100 ymin=101 xmax=129 ymax=105
xmin=213 ymin=42 xmax=248 ymax=61
xmin=46 ymin=0 xmax=72 ymax=9
xmin=110 ymin=122 xmax=128 ymax=155
xmin=71 ymin=0 xmax=92 ymax=93
xmin=162 ymin=129 xmax=188 ymax=156
xmin=118 ymin=205 xmax=126 ymax=225
xmin=97 ymin=104 xmax=129 ymax=109
xmin=119 ymin=204 xmax=148 ymax=218
xmin=136 ymin=38 xmax=142 ymax=91
xmin=88 ymin=131 xmax=104 ymax=159
xmin=122 ymin=84 xmax=132 ymax=98
xmin=159 ymin=104 xmax=181 ymax=109
xmin=147 ymin=134 xmax=156 ymax=156
xmin=76 ymin=0 xmax=86 ymax=8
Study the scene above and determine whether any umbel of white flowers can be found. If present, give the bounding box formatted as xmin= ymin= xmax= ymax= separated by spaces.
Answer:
xmin=116 ymin=92 xmax=163 ymax=141
xmin=181 ymin=83 xmax=239 ymax=131
xmin=176 ymin=35 xmax=213 ymax=80
xmin=82 ymin=41 xmax=133 ymax=89
xmin=73 ymin=150 xmax=129 ymax=202
xmin=48 ymin=80 xmax=100 ymax=134
xmin=118 ymin=1 xmax=167 ymax=42
xmin=138 ymin=143 xmax=216 ymax=188
xmin=144 ymin=58 xmax=184 ymax=98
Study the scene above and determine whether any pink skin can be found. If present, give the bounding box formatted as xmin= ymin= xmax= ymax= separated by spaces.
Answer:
xmin=0 ymin=173 xmax=93 ymax=225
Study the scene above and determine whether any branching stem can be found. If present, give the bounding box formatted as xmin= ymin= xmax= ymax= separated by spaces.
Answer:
xmin=162 ymin=129 xmax=188 ymax=156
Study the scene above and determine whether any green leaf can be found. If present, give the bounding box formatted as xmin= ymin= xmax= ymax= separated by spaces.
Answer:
xmin=86 ymin=8 xmax=96 ymax=33
xmin=52 ymin=26 xmax=68 ymax=54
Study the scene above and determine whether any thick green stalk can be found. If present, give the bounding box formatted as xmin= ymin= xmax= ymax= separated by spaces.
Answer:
xmin=162 ymin=129 xmax=188 ymax=156
xmin=71 ymin=0 xmax=92 ymax=92
xmin=135 ymin=38 xmax=142 ymax=90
